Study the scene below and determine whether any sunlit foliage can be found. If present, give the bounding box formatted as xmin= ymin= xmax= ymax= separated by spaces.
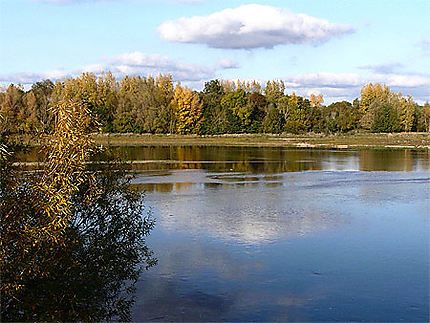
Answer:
xmin=0 ymin=100 xmax=156 ymax=321
xmin=0 ymin=73 xmax=428 ymax=135
xmin=173 ymin=83 xmax=203 ymax=134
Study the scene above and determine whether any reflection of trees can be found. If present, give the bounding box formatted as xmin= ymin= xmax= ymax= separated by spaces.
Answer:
xmin=106 ymin=146 xmax=327 ymax=173
xmin=1 ymin=162 xmax=157 ymax=321
xmin=358 ymin=149 xmax=424 ymax=171
xmin=134 ymin=182 xmax=174 ymax=193
xmin=22 ymin=146 xmax=430 ymax=174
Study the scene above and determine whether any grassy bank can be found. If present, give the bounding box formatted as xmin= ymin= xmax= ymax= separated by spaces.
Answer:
xmin=92 ymin=132 xmax=430 ymax=150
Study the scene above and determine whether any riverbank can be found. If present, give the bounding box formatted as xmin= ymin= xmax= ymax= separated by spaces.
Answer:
xmin=93 ymin=132 xmax=430 ymax=150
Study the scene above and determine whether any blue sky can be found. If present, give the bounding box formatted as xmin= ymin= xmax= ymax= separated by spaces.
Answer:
xmin=1 ymin=0 xmax=429 ymax=103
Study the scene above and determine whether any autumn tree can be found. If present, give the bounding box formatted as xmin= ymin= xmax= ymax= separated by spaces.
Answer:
xmin=0 ymin=84 xmax=24 ymax=134
xmin=417 ymin=102 xmax=430 ymax=132
xmin=1 ymin=100 xmax=99 ymax=306
xmin=18 ymin=91 xmax=39 ymax=133
xmin=277 ymin=94 xmax=319 ymax=134
xmin=153 ymin=74 xmax=175 ymax=133
xmin=1 ymin=100 xmax=156 ymax=321
xmin=264 ymin=80 xmax=285 ymax=104
xmin=399 ymin=95 xmax=416 ymax=132
xmin=358 ymin=83 xmax=404 ymax=132
xmin=310 ymin=93 xmax=324 ymax=108
xmin=173 ymin=83 xmax=203 ymax=134
xmin=96 ymin=72 xmax=119 ymax=132
xmin=30 ymin=79 xmax=55 ymax=133
xmin=62 ymin=72 xmax=118 ymax=131
xmin=0 ymin=74 xmax=424 ymax=136
xmin=114 ymin=76 xmax=140 ymax=132
xmin=63 ymin=73 xmax=98 ymax=110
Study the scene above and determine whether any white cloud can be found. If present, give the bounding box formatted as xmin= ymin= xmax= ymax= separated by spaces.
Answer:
xmin=0 ymin=51 xmax=235 ymax=85
xmin=158 ymin=4 xmax=355 ymax=49
xmin=2 ymin=52 xmax=428 ymax=104
xmin=0 ymin=70 xmax=68 ymax=84
xmin=284 ymin=72 xmax=361 ymax=89
xmin=107 ymin=51 xmax=216 ymax=81
xmin=215 ymin=58 xmax=239 ymax=69
xmin=374 ymin=73 xmax=430 ymax=88
xmin=281 ymin=72 xmax=430 ymax=104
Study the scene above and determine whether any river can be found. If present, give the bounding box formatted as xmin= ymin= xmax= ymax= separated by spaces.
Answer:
xmin=116 ymin=146 xmax=430 ymax=321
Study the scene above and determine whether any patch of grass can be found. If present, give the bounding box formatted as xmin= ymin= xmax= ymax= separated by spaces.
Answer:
xmin=92 ymin=132 xmax=430 ymax=150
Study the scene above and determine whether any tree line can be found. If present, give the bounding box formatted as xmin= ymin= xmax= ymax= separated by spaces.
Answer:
xmin=1 ymin=72 xmax=429 ymax=135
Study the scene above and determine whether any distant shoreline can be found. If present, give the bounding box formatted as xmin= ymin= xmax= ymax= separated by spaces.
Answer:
xmin=12 ymin=132 xmax=430 ymax=150
xmin=90 ymin=132 xmax=430 ymax=150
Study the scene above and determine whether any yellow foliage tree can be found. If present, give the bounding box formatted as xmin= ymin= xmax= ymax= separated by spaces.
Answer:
xmin=359 ymin=83 xmax=401 ymax=129
xmin=1 ymin=100 xmax=100 ymax=298
xmin=399 ymin=95 xmax=416 ymax=132
xmin=173 ymin=84 xmax=203 ymax=134
xmin=310 ymin=93 xmax=324 ymax=107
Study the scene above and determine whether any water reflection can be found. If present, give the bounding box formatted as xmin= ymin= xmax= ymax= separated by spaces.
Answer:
xmin=358 ymin=149 xmax=429 ymax=171
xmin=18 ymin=146 xmax=430 ymax=173
xmin=13 ymin=146 xmax=430 ymax=321
xmin=2 ymin=165 xmax=157 ymax=321
xmin=110 ymin=146 xmax=429 ymax=173
xmin=134 ymin=170 xmax=429 ymax=246
xmin=151 ymin=184 xmax=344 ymax=244
xmin=129 ymin=148 xmax=429 ymax=321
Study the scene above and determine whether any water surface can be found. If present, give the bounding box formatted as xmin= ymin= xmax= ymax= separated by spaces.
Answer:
xmin=128 ymin=147 xmax=429 ymax=321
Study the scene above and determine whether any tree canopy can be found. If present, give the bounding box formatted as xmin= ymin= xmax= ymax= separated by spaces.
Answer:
xmin=1 ymin=73 xmax=428 ymax=135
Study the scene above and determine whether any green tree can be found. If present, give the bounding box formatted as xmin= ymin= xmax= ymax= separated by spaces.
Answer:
xmin=264 ymin=80 xmax=285 ymax=104
xmin=371 ymin=102 xmax=400 ymax=132
xmin=114 ymin=76 xmax=140 ymax=133
xmin=96 ymin=72 xmax=119 ymax=132
xmin=416 ymin=102 xmax=430 ymax=132
xmin=153 ymin=74 xmax=175 ymax=133
xmin=200 ymin=80 xmax=227 ymax=134
xmin=359 ymin=83 xmax=402 ymax=131
xmin=281 ymin=94 xmax=317 ymax=134
xmin=246 ymin=92 xmax=267 ymax=132
xmin=262 ymin=106 xmax=284 ymax=133
xmin=220 ymin=88 xmax=249 ymax=132
xmin=320 ymin=101 xmax=358 ymax=133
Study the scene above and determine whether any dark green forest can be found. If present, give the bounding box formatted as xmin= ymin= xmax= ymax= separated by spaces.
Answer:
xmin=1 ymin=72 xmax=429 ymax=135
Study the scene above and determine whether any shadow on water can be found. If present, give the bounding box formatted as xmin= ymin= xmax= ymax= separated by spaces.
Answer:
xmin=1 ymin=162 xmax=157 ymax=322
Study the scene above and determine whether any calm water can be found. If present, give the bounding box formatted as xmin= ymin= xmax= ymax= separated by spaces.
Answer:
xmin=126 ymin=147 xmax=429 ymax=321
